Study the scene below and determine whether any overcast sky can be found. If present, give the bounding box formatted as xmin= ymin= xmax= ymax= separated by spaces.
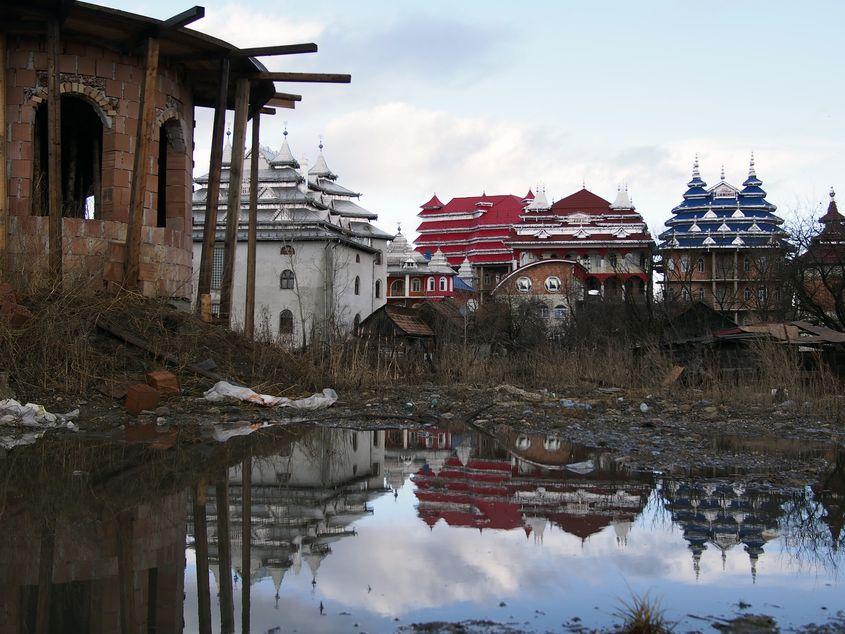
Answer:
xmin=104 ymin=0 xmax=843 ymax=238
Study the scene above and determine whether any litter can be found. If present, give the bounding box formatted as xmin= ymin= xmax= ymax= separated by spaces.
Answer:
xmin=212 ymin=422 xmax=272 ymax=443
xmin=203 ymin=382 xmax=338 ymax=410
xmin=0 ymin=398 xmax=79 ymax=449
xmin=564 ymin=459 xmax=595 ymax=475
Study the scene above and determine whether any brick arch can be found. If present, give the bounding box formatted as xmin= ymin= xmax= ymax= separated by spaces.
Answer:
xmin=155 ymin=108 xmax=187 ymax=152
xmin=27 ymin=84 xmax=115 ymax=128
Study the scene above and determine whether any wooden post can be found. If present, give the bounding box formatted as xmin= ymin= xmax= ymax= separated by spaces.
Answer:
xmin=216 ymin=472 xmax=235 ymax=633
xmin=35 ymin=526 xmax=54 ymax=634
xmin=244 ymin=110 xmax=260 ymax=339
xmin=124 ymin=37 xmax=160 ymax=290
xmin=219 ymin=77 xmax=249 ymax=326
xmin=241 ymin=456 xmax=252 ymax=634
xmin=46 ymin=18 xmax=62 ymax=284
xmin=116 ymin=511 xmax=138 ymax=634
xmin=193 ymin=482 xmax=212 ymax=634
xmin=197 ymin=58 xmax=230 ymax=303
xmin=0 ymin=32 xmax=7 ymax=276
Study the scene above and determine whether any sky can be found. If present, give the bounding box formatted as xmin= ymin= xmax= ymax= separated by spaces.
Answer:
xmin=102 ymin=0 xmax=844 ymax=239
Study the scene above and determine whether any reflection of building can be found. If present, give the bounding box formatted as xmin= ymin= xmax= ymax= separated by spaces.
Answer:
xmin=409 ymin=429 xmax=653 ymax=542
xmin=198 ymin=429 xmax=387 ymax=598
xmin=506 ymin=187 xmax=653 ymax=299
xmin=659 ymin=157 xmax=790 ymax=324
xmin=661 ymin=480 xmax=785 ymax=581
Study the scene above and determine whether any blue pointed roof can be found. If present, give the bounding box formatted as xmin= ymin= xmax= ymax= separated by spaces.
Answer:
xmin=660 ymin=157 xmax=788 ymax=251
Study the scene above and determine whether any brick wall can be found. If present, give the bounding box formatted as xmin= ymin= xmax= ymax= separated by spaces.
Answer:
xmin=3 ymin=34 xmax=194 ymax=299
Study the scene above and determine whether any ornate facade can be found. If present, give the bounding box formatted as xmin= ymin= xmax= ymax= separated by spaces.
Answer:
xmin=385 ymin=228 xmax=470 ymax=305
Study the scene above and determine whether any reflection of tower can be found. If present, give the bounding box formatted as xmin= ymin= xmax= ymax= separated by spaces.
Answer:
xmin=612 ymin=519 xmax=632 ymax=547
xmin=525 ymin=516 xmax=547 ymax=544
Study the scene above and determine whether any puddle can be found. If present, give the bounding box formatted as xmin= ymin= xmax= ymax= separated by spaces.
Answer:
xmin=0 ymin=424 xmax=842 ymax=633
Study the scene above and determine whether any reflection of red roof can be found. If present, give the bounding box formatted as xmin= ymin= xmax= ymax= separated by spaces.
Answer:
xmin=549 ymin=188 xmax=612 ymax=214
xmin=547 ymin=513 xmax=616 ymax=540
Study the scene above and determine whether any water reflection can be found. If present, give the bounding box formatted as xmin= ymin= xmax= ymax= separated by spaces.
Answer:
xmin=0 ymin=426 xmax=842 ymax=633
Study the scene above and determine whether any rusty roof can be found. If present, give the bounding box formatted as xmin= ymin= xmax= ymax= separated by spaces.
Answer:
xmin=385 ymin=305 xmax=434 ymax=337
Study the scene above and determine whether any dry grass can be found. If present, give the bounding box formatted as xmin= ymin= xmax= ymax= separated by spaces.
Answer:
xmin=614 ymin=592 xmax=672 ymax=634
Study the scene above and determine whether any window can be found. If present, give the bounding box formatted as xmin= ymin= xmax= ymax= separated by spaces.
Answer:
xmin=280 ymin=269 xmax=295 ymax=289
xmin=411 ymin=278 xmax=421 ymax=293
xmin=544 ymin=436 xmax=561 ymax=451
xmin=743 ymin=256 xmax=751 ymax=272
xmin=211 ymin=245 xmax=224 ymax=290
xmin=375 ymin=251 xmax=382 ymax=265
xmin=608 ymin=253 xmax=618 ymax=268
xmin=516 ymin=276 xmax=532 ymax=292
xmin=427 ymin=277 xmax=435 ymax=291
xmin=354 ymin=275 xmax=361 ymax=295
xmin=640 ymin=253 xmax=647 ymax=270
xmin=682 ymin=288 xmax=691 ymax=301
xmin=373 ymin=431 xmax=379 ymax=447
xmin=279 ymin=309 xmax=293 ymax=334
xmin=352 ymin=432 xmax=358 ymax=451
xmin=554 ymin=304 xmax=567 ymax=319
xmin=681 ymin=256 xmax=691 ymax=272
xmin=439 ymin=277 xmax=447 ymax=291
xmin=667 ymin=258 xmax=675 ymax=272
xmin=544 ymin=276 xmax=561 ymax=292
xmin=280 ymin=245 xmax=295 ymax=255
xmin=211 ymin=302 xmax=220 ymax=317
xmin=757 ymin=287 xmax=768 ymax=302
xmin=390 ymin=279 xmax=404 ymax=295
xmin=356 ymin=254 xmax=361 ymax=263
xmin=697 ymin=258 xmax=705 ymax=273
xmin=744 ymin=287 xmax=752 ymax=301
xmin=353 ymin=313 xmax=361 ymax=333
xmin=579 ymin=256 xmax=591 ymax=272
xmin=698 ymin=287 xmax=705 ymax=300
xmin=375 ymin=279 xmax=381 ymax=299
xmin=537 ymin=304 xmax=550 ymax=319
xmin=516 ymin=435 xmax=531 ymax=450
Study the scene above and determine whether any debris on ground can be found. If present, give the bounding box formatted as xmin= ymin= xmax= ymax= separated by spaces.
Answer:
xmin=203 ymin=381 xmax=338 ymax=410
xmin=0 ymin=398 xmax=79 ymax=449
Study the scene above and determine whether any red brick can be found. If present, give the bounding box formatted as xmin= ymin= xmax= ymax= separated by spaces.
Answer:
xmin=59 ymin=54 xmax=77 ymax=74
xmin=96 ymin=59 xmax=114 ymax=79
xmin=77 ymin=55 xmax=95 ymax=76
xmin=124 ymin=383 xmax=159 ymax=416
xmin=14 ymin=68 xmax=36 ymax=88
xmin=145 ymin=370 xmax=180 ymax=395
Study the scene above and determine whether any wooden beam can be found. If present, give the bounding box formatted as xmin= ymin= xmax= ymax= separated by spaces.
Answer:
xmin=259 ymin=107 xmax=276 ymax=115
xmin=196 ymin=57 xmax=229 ymax=302
xmin=238 ymin=43 xmax=317 ymax=57
xmin=161 ymin=5 xmax=205 ymax=29
xmin=47 ymin=18 xmax=62 ymax=285
xmin=265 ymin=98 xmax=295 ymax=110
xmin=193 ymin=482 xmax=212 ymax=634
xmin=251 ymin=71 xmax=351 ymax=83
xmin=35 ymin=526 xmax=54 ymax=634
xmin=243 ymin=110 xmax=259 ymax=340
xmin=273 ymin=91 xmax=302 ymax=102
xmin=218 ymin=77 xmax=249 ymax=326
xmin=216 ymin=473 xmax=235 ymax=633
xmin=0 ymin=32 xmax=7 ymax=277
xmin=241 ymin=456 xmax=252 ymax=634
xmin=124 ymin=37 xmax=160 ymax=289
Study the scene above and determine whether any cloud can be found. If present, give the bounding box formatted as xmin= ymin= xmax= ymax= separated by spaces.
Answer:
xmin=191 ymin=3 xmax=326 ymax=48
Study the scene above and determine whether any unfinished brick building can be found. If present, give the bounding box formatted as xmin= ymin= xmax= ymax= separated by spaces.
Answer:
xmin=0 ymin=1 xmax=312 ymax=300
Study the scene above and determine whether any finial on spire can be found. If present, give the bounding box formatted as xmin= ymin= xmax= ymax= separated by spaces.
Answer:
xmin=283 ymin=120 xmax=288 ymax=137
xmin=318 ymin=134 xmax=324 ymax=151
xmin=830 ymin=186 xmax=836 ymax=200
xmin=226 ymin=127 xmax=231 ymax=140
xmin=692 ymin=154 xmax=700 ymax=179
xmin=397 ymin=222 xmax=402 ymax=234
xmin=720 ymin=164 xmax=725 ymax=181
xmin=748 ymin=152 xmax=756 ymax=177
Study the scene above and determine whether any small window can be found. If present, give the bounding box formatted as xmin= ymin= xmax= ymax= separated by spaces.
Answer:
xmin=698 ymin=287 xmax=705 ymax=300
xmin=279 ymin=309 xmax=293 ymax=334
xmin=639 ymin=253 xmax=647 ymax=269
xmin=375 ymin=279 xmax=381 ymax=299
xmin=280 ymin=269 xmax=295 ymax=289
xmin=280 ymin=245 xmax=295 ymax=255
xmin=608 ymin=253 xmax=618 ymax=268
xmin=375 ymin=251 xmax=383 ymax=265
xmin=667 ymin=258 xmax=675 ymax=272
xmin=538 ymin=304 xmax=550 ymax=319
xmin=411 ymin=278 xmax=421 ymax=293
xmin=544 ymin=276 xmax=561 ymax=292
xmin=439 ymin=277 xmax=447 ymax=291
xmin=544 ymin=436 xmax=561 ymax=451
xmin=373 ymin=431 xmax=379 ymax=447
xmin=352 ymin=432 xmax=358 ymax=451
xmin=516 ymin=435 xmax=531 ymax=450
xmin=744 ymin=287 xmax=752 ymax=301
xmin=579 ymin=256 xmax=591 ymax=272
xmin=697 ymin=258 xmax=704 ymax=273
xmin=553 ymin=304 xmax=567 ymax=319
xmin=354 ymin=275 xmax=361 ymax=295
xmin=682 ymin=288 xmax=691 ymax=301
xmin=516 ymin=277 xmax=532 ymax=292
xmin=743 ymin=257 xmax=751 ymax=272
xmin=681 ymin=256 xmax=691 ymax=272
xmin=356 ymin=254 xmax=361 ymax=263
xmin=757 ymin=287 xmax=768 ymax=302
xmin=353 ymin=313 xmax=361 ymax=333
xmin=427 ymin=277 xmax=435 ymax=291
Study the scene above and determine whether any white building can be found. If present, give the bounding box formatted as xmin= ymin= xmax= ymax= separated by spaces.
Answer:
xmin=192 ymin=131 xmax=392 ymax=344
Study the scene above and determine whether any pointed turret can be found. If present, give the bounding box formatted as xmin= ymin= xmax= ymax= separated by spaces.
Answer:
xmin=687 ymin=155 xmax=707 ymax=190
xmin=820 ymin=187 xmax=844 ymax=225
xmin=740 ymin=153 xmax=766 ymax=198
xmin=610 ymin=185 xmax=634 ymax=210
xmin=309 ymin=137 xmax=337 ymax=180
xmin=525 ymin=186 xmax=549 ymax=211
xmin=523 ymin=189 xmax=535 ymax=202
xmin=270 ymin=126 xmax=300 ymax=168
xmin=457 ymin=257 xmax=474 ymax=285
xmin=421 ymin=194 xmax=444 ymax=211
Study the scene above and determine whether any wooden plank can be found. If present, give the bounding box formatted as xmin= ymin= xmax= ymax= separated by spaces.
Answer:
xmin=218 ymin=77 xmax=249 ymax=326
xmin=251 ymin=71 xmax=351 ymax=83
xmin=273 ymin=91 xmax=302 ymax=102
xmin=0 ymin=32 xmax=7 ymax=275
xmin=35 ymin=526 xmax=54 ymax=634
xmin=193 ymin=483 xmax=212 ymax=634
xmin=259 ymin=107 xmax=276 ymax=115
xmin=47 ymin=18 xmax=62 ymax=284
xmin=238 ymin=43 xmax=317 ymax=57
xmin=116 ymin=511 xmax=138 ymax=634
xmin=161 ymin=5 xmax=205 ymax=29
xmin=196 ymin=57 xmax=229 ymax=301
xmin=241 ymin=456 xmax=252 ymax=634
xmin=216 ymin=473 xmax=235 ymax=633
xmin=124 ymin=37 xmax=160 ymax=289
xmin=243 ymin=110 xmax=260 ymax=339
xmin=266 ymin=97 xmax=295 ymax=110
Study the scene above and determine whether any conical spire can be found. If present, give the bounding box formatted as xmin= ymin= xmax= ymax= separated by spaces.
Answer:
xmin=270 ymin=124 xmax=300 ymax=168
xmin=820 ymin=187 xmax=844 ymax=225
xmin=742 ymin=152 xmax=763 ymax=188
xmin=686 ymin=155 xmax=707 ymax=190
xmin=458 ymin=257 xmax=473 ymax=284
xmin=720 ymin=164 xmax=725 ymax=182
xmin=309 ymin=136 xmax=337 ymax=180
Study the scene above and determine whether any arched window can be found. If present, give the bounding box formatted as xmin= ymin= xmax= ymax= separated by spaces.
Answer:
xmin=353 ymin=313 xmax=361 ymax=334
xmin=698 ymin=287 xmax=706 ymax=300
xmin=743 ymin=256 xmax=751 ymax=272
xmin=697 ymin=258 xmax=705 ymax=273
xmin=744 ymin=287 xmax=752 ymax=301
xmin=427 ymin=277 xmax=435 ymax=291
xmin=280 ymin=245 xmax=295 ymax=255
xmin=279 ymin=309 xmax=293 ymax=334
xmin=390 ymin=279 xmax=404 ymax=296
xmin=553 ymin=304 xmax=567 ymax=319
xmin=439 ymin=277 xmax=447 ymax=291
xmin=356 ymin=254 xmax=361 ymax=263
xmin=682 ymin=287 xmax=691 ymax=301
xmin=375 ymin=279 xmax=381 ymax=298
xmin=681 ymin=256 xmax=691 ymax=272
xmin=280 ymin=269 xmax=295 ymax=289
xmin=608 ymin=253 xmax=618 ymax=269
xmin=757 ymin=287 xmax=768 ymax=302
xmin=33 ymin=95 xmax=104 ymax=219
xmin=411 ymin=278 xmax=421 ymax=292
xmin=354 ymin=275 xmax=360 ymax=295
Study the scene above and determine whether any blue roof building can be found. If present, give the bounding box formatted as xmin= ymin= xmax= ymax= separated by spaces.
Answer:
xmin=660 ymin=156 xmax=790 ymax=324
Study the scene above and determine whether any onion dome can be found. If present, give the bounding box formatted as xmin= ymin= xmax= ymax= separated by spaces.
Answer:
xmin=269 ymin=126 xmax=300 ymax=168
xmin=309 ymin=138 xmax=337 ymax=180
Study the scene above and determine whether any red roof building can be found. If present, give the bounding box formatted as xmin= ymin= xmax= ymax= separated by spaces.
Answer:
xmin=415 ymin=192 xmax=533 ymax=294
xmin=505 ymin=187 xmax=655 ymax=298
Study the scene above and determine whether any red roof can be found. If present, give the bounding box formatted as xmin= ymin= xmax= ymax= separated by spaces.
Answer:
xmin=421 ymin=194 xmax=444 ymax=210
xmin=820 ymin=197 xmax=843 ymax=225
xmin=550 ymin=188 xmax=612 ymax=214
xmin=524 ymin=189 xmax=534 ymax=200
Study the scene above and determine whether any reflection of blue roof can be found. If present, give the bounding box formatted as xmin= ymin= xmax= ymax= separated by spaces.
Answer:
xmin=454 ymin=277 xmax=474 ymax=291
